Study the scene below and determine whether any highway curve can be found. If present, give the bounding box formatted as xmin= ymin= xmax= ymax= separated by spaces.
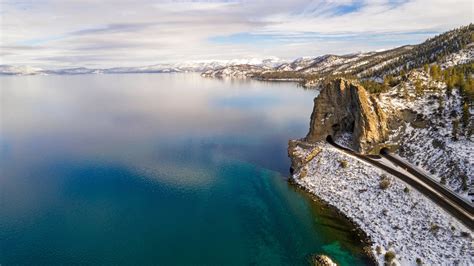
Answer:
xmin=326 ymin=135 xmax=474 ymax=230
xmin=380 ymin=148 xmax=474 ymax=214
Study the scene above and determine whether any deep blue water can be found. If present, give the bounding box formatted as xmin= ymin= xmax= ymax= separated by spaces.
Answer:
xmin=0 ymin=74 xmax=371 ymax=265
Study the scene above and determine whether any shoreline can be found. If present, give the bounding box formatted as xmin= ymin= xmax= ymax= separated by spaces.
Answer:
xmin=288 ymin=141 xmax=473 ymax=265
xmin=288 ymin=178 xmax=378 ymax=265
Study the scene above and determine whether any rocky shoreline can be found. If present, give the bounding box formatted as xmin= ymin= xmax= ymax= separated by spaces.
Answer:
xmin=288 ymin=178 xmax=378 ymax=265
xmin=288 ymin=141 xmax=473 ymax=265
xmin=288 ymin=78 xmax=473 ymax=265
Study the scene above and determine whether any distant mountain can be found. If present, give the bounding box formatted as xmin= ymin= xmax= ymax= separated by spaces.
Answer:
xmin=0 ymin=58 xmax=287 ymax=76
xmin=43 ymin=67 xmax=103 ymax=75
xmin=201 ymin=64 xmax=274 ymax=78
xmin=0 ymin=65 xmax=44 ymax=75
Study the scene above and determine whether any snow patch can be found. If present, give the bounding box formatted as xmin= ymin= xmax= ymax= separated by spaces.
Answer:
xmin=292 ymin=143 xmax=473 ymax=265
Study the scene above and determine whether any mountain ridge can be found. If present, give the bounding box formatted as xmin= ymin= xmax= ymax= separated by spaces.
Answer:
xmin=203 ymin=24 xmax=473 ymax=82
xmin=0 ymin=58 xmax=286 ymax=76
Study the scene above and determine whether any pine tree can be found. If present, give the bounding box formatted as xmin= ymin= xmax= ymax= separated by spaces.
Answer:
xmin=437 ymin=96 xmax=444 ymax=115
xmin=430 ymin=64 xmax=441 ymax=80
xmin=424 ymin=64 xmax=429 ymax=73
xmin=452 ymin=119 xmax=459 ymax=141
xmin=456 ymin=72 xmax=465 ymax=90
xmin=400 ymin=69 xmax=406 ymax=79
xmin=414 ymin=79 xmax=424 ymax=96
xmin=462 ymin=102 xmax=470 ymax=130
xmin=446 ymin=77 xmax=453 ymax=97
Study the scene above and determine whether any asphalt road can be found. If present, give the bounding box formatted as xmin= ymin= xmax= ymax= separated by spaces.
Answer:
xmin=326 ymin=136 xmax=474 ymax=230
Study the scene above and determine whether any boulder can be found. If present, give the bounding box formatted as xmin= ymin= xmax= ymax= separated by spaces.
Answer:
xmin=311 ymin=254 xmax=337 ymax=266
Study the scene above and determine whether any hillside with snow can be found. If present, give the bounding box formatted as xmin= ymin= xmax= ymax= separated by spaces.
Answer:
xmin=203 ymin=25 xmax=473 ymax=82
xmin=379 ymin=67 xmax=473 ymax=199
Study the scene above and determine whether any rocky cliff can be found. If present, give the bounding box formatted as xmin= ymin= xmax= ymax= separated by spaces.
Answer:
xmin=305 ymin=78 xmax=389 ymax=153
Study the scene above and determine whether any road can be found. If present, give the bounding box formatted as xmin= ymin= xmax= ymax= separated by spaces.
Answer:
xmin=326 ymin=136 xmax=474 ymax=230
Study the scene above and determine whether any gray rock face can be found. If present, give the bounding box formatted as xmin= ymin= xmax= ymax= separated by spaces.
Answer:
xmin=305 ymin=78 xmax=389 ymax=153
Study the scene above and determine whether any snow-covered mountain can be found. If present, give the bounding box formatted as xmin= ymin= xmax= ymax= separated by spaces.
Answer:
xmin=0 ymin=58 xmax=286 ymax=76
xmin=203 ymin=25 xmax=473 ymax=80
xmin=201 ymin=64 xmax=273 ymax=78
xmin=0 ymin=65 xmax=44 ymax=75
xmin=43 ymin=67 xmax=103 ymax=75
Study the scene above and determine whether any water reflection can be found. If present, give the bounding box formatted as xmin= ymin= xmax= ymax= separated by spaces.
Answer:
xmin=0 ymin=73 xmax=371 ymax=265
xmin=1 ymin=74 xmax=312 ymax=180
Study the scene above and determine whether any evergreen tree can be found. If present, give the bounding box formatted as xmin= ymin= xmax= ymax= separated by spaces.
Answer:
xmin=430 ymin=64 xmax=441 ymax=80
xmin=414 ymin=79 xmax=424 ymax=96
xmin=424 ymin=64 xmax=429 ymax=73
xmin=437 ymin=96 xmax=444 ymax=114
xmin=452 ymin=119 xmax=459 ymax=141
xmin=462 ymin=102 xmax=469 ymax=130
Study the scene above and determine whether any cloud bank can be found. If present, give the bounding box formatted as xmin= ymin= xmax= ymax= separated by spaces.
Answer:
xmin=0 ymin=0 xmax=472 ymax=68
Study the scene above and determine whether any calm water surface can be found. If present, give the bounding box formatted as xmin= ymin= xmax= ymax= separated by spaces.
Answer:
xmin=0 ymin=74 xmax=371 ymax=265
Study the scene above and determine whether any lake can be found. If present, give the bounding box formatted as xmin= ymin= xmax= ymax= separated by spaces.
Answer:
xmin=0 ymin=73 xmax=372 ymax=265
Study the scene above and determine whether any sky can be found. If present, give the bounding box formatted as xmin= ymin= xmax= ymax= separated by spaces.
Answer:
xmin=0 ymin=0 xmax=472 ymax=68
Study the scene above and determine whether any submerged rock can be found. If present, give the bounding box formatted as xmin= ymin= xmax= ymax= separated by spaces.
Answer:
xmin=305 ymin=78 xmax=389 ymax=153
xmin=311 ymin=254 xmax=337 ymax=266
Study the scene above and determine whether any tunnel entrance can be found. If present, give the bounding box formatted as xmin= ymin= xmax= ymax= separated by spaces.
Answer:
xmin=326 ymin=135 xmax=334 ymax=143
xmin=380 ymin=147 xmax=392 ymax=155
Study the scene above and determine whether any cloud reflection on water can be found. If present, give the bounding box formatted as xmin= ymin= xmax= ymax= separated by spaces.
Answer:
xmin=0 ymin=73 xmax=317 ymax=187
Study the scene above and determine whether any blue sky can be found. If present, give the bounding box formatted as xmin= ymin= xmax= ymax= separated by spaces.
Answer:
xmin=209 ymin=30 xmax=438 ymax=47
xmin=0 ymin=0 xmax=472 ymax=68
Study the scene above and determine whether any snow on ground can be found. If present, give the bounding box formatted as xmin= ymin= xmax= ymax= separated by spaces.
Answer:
xmin=292 ymin=142 xmax=473 ymax=265
xmin=302 ymin=55 xmax=347 ymax=73
xmin=379 ymin=70 xmax=473 ymax=200
xmin=441 ymin=46 xmax=474 ymax=69
xmin=334 ymin=132 xmax=353 ymax=147
xmin=201 ymin=65 xmax=270 ymax=78
xmin=358 ymin=56 xmax=400 ymax=77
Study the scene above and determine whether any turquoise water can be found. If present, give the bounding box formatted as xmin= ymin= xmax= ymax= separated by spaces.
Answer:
xmin=0 ymin=74 xmax=371 ymax=265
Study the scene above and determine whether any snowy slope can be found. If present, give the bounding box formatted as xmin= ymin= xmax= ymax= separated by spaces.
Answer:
xmin=379 ymin=69 xmax=473 ymax=199
xmin=291 ymin=142 xmax=473 ymax=265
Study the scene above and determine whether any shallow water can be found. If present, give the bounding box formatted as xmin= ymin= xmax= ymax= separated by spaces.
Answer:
xmin=0 ymin=73 xmax=371 ymax=265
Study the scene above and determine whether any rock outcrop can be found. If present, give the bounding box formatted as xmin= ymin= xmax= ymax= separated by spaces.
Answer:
xmin=310 ymin=254 xmax=338 ymax=266
xmin=305 ymin=78 xmax=389 ymax=153
xmin=288 ymin=140 xmax=321 ymax=173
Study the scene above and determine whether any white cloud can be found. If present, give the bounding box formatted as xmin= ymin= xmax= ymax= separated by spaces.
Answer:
xmin=0 ymin=0 xmax=471 ymax=68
